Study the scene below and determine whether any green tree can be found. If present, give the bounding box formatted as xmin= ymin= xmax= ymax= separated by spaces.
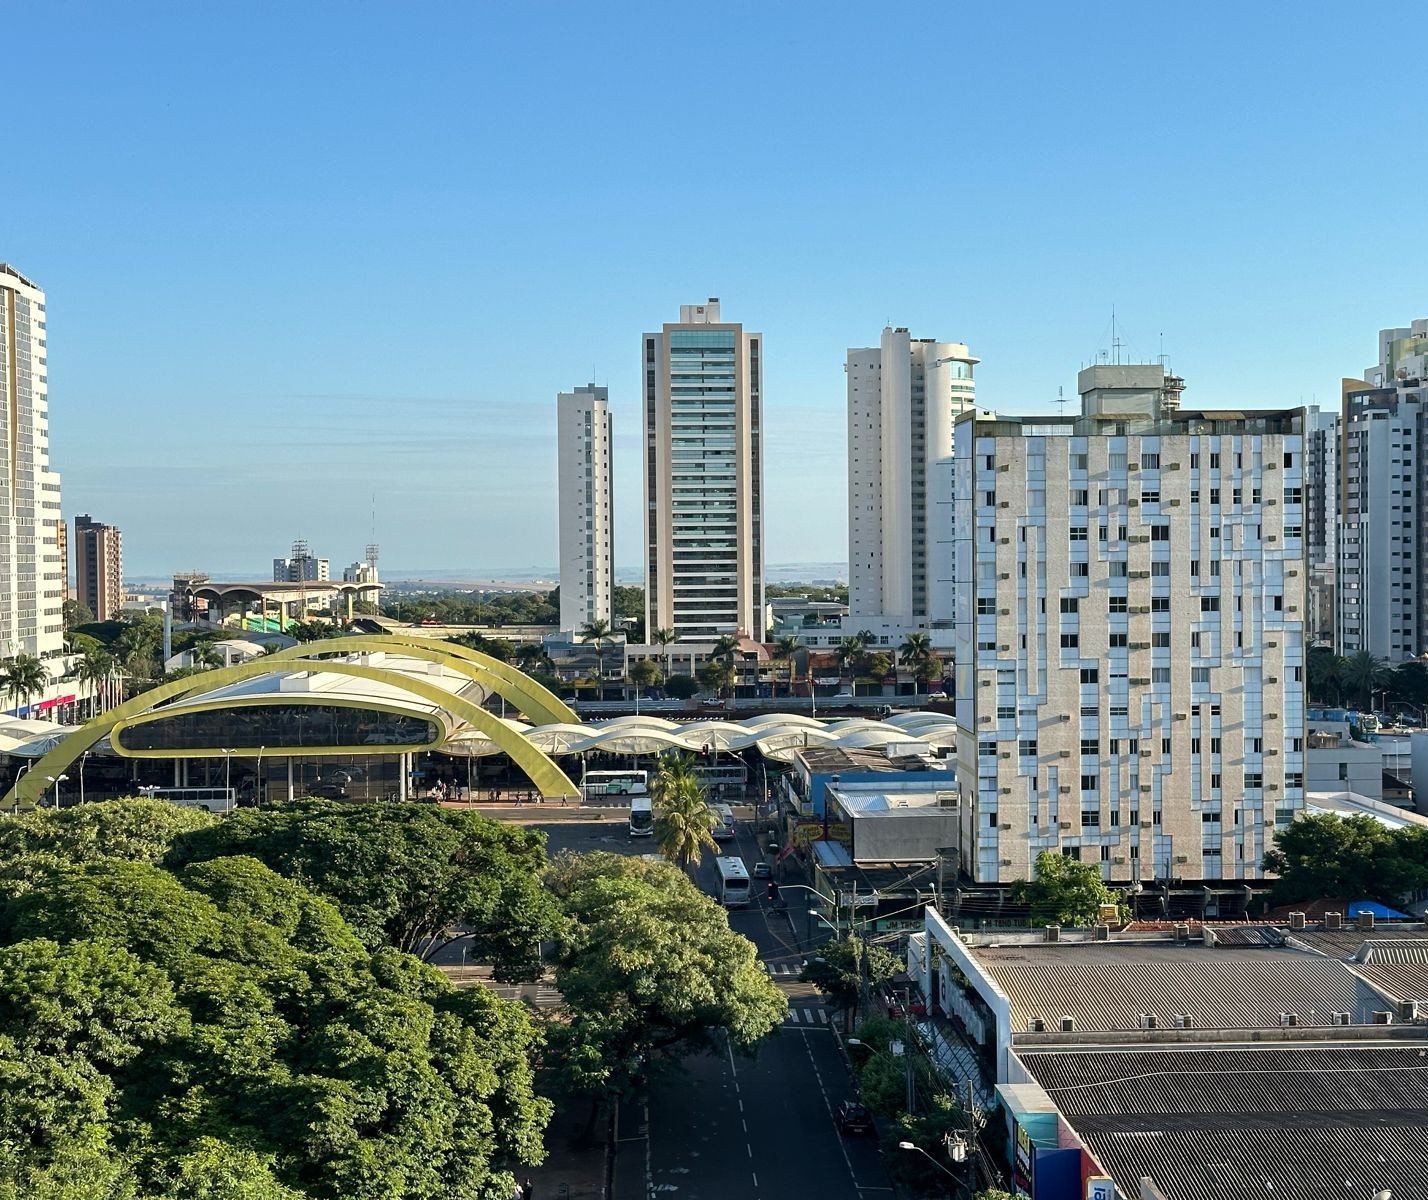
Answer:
xmin=1 ymin=654 xmax=48 ymax=718
xmin=1341 ymin=649 xmax=1391 ymax=711
xmin=649 ymin=755 xmax=717 ymax=873
xmin=628 ymin=657 xmax=661 ymax=692
xmin=835 ymin=636 xmax=864 ymax=682
xmin=612 ymin=585 xmax=644 ymax=620
xmin=651 ymin=626 xmax=678 ymax=679
xmin=800 ymin=936 xmax=902 ymax=1021
xmin=664 ymin=673 xmax=699 ymax=699
xmin=166 ymin=800 xmax=563 ymax=978
xmin=578 ymin=618 xmax=613 ymax=649
xmin=0 ymin=854 xmax=549 ymax=1200
xmin=545 ymin=851 xmax=786 ymax=1106
xmin=697 ymin=659 xmax=736 ymax=698
xmin=189 ymin=640 xmax=224 ymax=670
xmin=771 ymin=635 xmax=801 ymax=696
xmin=1262 ymin=812 xmax=1428 ymax=905
xmin=76 ymin=648 xmax=115 ymax=718
xmin=62 ymin=598 xmax=95 ymax=630
xmin=1306 ymin=645 xmax=1346 ymax=705
xmin=1013 ymin=850 xmax=1121 ymax=926
xmin=710 ymin=634 xmax=740 ymax=664
xmin=0 ymin=798 xmax=217 ymax=870
xmin=448 ymin=631 xmax=514 ymax=661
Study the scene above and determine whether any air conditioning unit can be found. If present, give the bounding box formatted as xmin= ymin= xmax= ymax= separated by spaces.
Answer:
xmin=1059 ymin=820 xmax=1072 ymax=829
xmin=1266 ymin=748 xmax=1279 ymax=756
xmin=1174 ymin=854 xmax=1188 ymax=864
xmin=1139 ymin=749 xmax=1153 ymax=757
xmin=1166 ymin=462 xmax=1181 ymax=470
xmin=999 ymin=644 xmax=1010 ymax=652
xmin=1128 ymin=463 xmax=1140 ymax=472
xmin=1094 ymin=924 xmax=1111 ymax=941
xmin=1000 ymin=537 xmax=1011 ymax=544
xmin=1131 ymin=641 xmax=1150 ymax=650
xmin=1058 ymin=750 xmax=1071 ymax=758
xmin=1000 ymin=752 xmax=1011 ymax=759
xmin=1112 ymin=855 xmax=1126 ymax=864
xmin=1130 ymin=570 xmax=1150 ymax=579
xmin=1174 ymin=1013 xmax=1196 ymax=1029
xmin=1173 ymin=924 xmax=1190 ymax=943
xmin=999 ymin=572 xmax=1010 ymax=580
xmin=1280 ymin=1013 xmax=1299 ymax=1027
xmin=1325 ymin=911 xmax=1343 ymax=930
xmin=1266 ymin=639 xmax=1278 ymax=647
xmin=1000 ymin=857 xmax=1013 ymax=866
xmin=999 ymin=822 xmax=1012 ymax=830
xmin=1030 ymin=1017 xmax=1046 ymax=1032
xmin=1139 ymin=1013 xmax=1159 ymax=1030
xmin=1286 ymin=569 xmax=1298 ymax=577
xmin=980 ymin=679 xmax=991 ymax=686
xmin=1060 ymin=1016 xmax=1076 ymax=1032
xmin=999 ymin=501 xmax=1010 ymax=508
xmin=1139 ymin=820 xmax=1153 ymax=828
xmin=998 ymin=463 xmax=1010 ymax=472
xmin=1140 ymin=784 xmax=1153 ymax=793
xmin=1175 ymin=712 xmax=1188 ymax=720
xmin=999 ymin=608 xmax=1011 ymax=615
xmin=1399 ymin=1000 xmax=1419 ymax=1020
xmin=1131 ymin=677 xmax=1150 ymax=685
xmin=1000 ymin=787 xmax=1012 ymax=795
xmin=1168 ymin=498 xmax=1181 ymax=506
xmin=1045 ymin=925 xmax=1060 ymax=942
xmin=1372 ymin=1010 xmax=1394 ymax=1025
xmin=1287 ymin=604 xmax=1298 ymax=612
xmin=1058 ymin=785 xmax=1071 ymax=794
xmin=1266 ymin=497 xmax=1277 ymax=505
xmin=1358 ymin=911 xmax=1376 ymax=931
xmin=1288 ymin=912 xmax=1306 ymax=931
xmin=1331 ymin=1012 xmax=1351 ymax=1026
xmin=1266 ymin=713 xmax=1279 ymax=720
xmin=979 ymin=715 xmax=992 ymax=723
xmin=1132 ymin=534 xmax=1149 ymax=543
xmin=1266 ymin=460 xmax=1278 ymax=469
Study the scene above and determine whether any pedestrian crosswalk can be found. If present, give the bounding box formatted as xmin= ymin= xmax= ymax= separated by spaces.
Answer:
xmin=762 ymin=961 xmax=801 ymax=977
xmin=783 ymin=1006 xmax=831 ymax=1026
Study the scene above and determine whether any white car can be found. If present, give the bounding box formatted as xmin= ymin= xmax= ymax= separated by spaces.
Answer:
xmin=832 ymin=691 xmax=854 ymax=701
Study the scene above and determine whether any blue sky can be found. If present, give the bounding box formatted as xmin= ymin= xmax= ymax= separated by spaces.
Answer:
xmin=9 ymin=2 xmax=1425 ymax=579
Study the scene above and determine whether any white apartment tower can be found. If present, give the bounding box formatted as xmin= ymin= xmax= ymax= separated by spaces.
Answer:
xmin=557 ymin=384 xmax=613 ymax=633
xmin=1336 ymin=319 xmax=1428 ymax=661
xmin=0 ymin=265 xmax=64 ymax=662
xmin=953 ymin=364 xmax=1307 ymax=887
xmin=847 ymin=328 xmax=977 ymax=635
xmin=643 ymin=299 xmax=763 ymax=639
xmin=1302 ymin=405 xmax=1338 ymax=644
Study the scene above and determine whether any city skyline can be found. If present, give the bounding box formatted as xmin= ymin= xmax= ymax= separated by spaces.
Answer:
xmin=7 ymin=4 xmax=1427 ymax=576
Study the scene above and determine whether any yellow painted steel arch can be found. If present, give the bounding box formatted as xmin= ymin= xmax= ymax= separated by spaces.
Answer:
xmin=3 ymin=660 xmax=579 ymax=811
xmin=261 ymin=635 xmax=578 ymax=726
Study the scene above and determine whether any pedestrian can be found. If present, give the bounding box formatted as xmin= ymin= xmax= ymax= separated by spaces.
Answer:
xmin=522 ymin=1179 xmax=534 ymax=1200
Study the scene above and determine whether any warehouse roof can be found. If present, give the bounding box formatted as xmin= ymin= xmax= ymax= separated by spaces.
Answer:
xmin=1019 ymin=1043 xmax=1428 ymax=1200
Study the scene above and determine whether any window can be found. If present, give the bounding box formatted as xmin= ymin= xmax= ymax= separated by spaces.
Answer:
xmin=1072 ymin=453 xmax=1089 ymax=470
xmin=1073 ymin=562 xmax=1090 ymax=578
xmin=1109 ymin=595 xmax=1129 ymax=614
xmin=1142 ymin=452 xmax=1160 ymax=469
xmin=1072 ymin=489 xmax=1089 ymax=506
xmin=1152 ymin=667 xmax=1171 ymax=683
xmin=1192 ymin=736 xmax=1202 ymax=754
xmin=1161 ymin=737 xmax=1172 ymax=754
xmin=1019 ymin=739 xmax=1038 ymax=758
xmin=1192 ymin=667 xmax=1211 ymax=684
xmin=1108 ymin=561 xmax=1127 ymax=578
xmin=1080 ymin=739 xmax=1099 ymax=755
xmin=1202 ymin=810 xmax=1221 ymax=823
xmin=1142 ymin=488 xmax=1160 ymax=503
xmin=1081 ymin=809 xmax=1101 ymax=826
xmin=997 ymin=705 xmax=1015 ymax=719
xmin=1201 ymin=596 xmax=1220 ymax=612
xmin=1060 ymin=633 xmax=1080 ymax=648
xmin=1210 ymin=452 xmax=1221 ymax=469
xmin=1152 ymin=631 xmax=1171 ymax=648
xmin=1211 ymin=773 xmax=1222 ymax=789
xmin=1286 ymin=772 xmax=1304 ymax=789
xmin=979 ymin=740 xmax=996 ymax=758
xmin=1060 ymin=597 xmax=1079 ymax=614
xmin=1080 ymin=668 xmax=1099 ymax=684
xmin=1110 ymin=633 xmax=1128 ymax=648
xmin=1150 ymin=524 xmax=1169 ymax=541
xmin=1209 ymin=488 xmax=1221 ymax=505
xmin=977 ymin=598 xmax=996 ymax=615
xmin=1151 ymin=596 xmax=1170 ymax=612
xmin=1244 ymin=772 xmax=1263 ymax=789
xmin=1210 ymin=736 xmax=1222 ymax=754
xmin=1151 ymin=561 xmax=1170 ymax=577
xmin=1070 ymin=526 xmax=1088 ymax=541
xmin=1080 ymin=774 xmax=1098 ymax=791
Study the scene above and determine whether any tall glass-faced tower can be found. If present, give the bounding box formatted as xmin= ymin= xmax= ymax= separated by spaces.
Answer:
xmin=643 ymin=299 xmax=764 ymax=640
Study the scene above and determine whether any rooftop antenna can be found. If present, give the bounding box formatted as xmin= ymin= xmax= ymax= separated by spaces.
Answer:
xmin=1111 ymin=305 xmax=1122 ymax=365
xmin=1055 ymin=385 xmax=1067 ymax=415
xmin=1158 ymin=332 xmax=1168 ymax=369
xmin=366 ymin=493 xmax=379 ymax=574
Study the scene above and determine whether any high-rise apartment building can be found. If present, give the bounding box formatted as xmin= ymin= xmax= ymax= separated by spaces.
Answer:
xmin=1302 ymin=405 xmax=1338 ymax=644
xmin=847 ymin=327 xmax=977 ymax=637
xmin=953 ymin=364 xmax=1306 ymax=886
xmin=1335 ymin=319 xmax=1428 ymax=661
xmin=0 ymin=264 xmax=65 ymax=661
xmin=557 ymin=384 xmax=613 ymax=633
xmin=643 ymin=299 xmax=763 ymax=639
xmin=75 ymin=514 xmax=124 ymax=621
xmin=273 ymin=539 xmax=329 ymax=583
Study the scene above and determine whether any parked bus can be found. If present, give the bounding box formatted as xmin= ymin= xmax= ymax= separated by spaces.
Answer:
xmin=710 ymin=802 xmax=736 ymax=841
xmin=581 ymin=769 xmax=649 ymax=801
xmin=715 ymin=856 xmax=751 ymax=907
xmin=695 ymin=763 xmax=748 ymax=792
xmin=629 ymin=796 xmax=654 ymax=838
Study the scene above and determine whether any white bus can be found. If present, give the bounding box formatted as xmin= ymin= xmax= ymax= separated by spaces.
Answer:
xmin=710 ymin=802 xmax=736 ymax=841
xmin=629 ymin=795 xmax=654 ymax=838
xmin=695 ymin=763 xmax=748 ymax=792
xmin=581 ymin=769 xmax=649 ymax=801
xmin=716 ymin=856 xmax=751 ymax=907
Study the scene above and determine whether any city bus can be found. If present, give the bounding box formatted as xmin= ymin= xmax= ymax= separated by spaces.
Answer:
xmin=581 ymin=769 xmax=649 ymax=802
xmin=715 ymin=856 xmax=751 ymax=907
xmin=629 ymin=796 xmax=654 ymax=838
xmin=695 ymin=763 xmax=748 ymax=793
xmin=710 ymin=802 xmax=736 ymax=841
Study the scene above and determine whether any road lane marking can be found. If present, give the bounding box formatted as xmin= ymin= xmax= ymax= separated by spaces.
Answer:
xmin=800 ymin=1029 xmax=861 ymax=1189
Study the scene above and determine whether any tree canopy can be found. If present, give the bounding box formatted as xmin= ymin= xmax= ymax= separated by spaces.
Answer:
xmin=166 ymin=800 xmax=564 ymax=979
xmin=0 ymin=796 xmax=217 ymax=868
xmin=800 ymin=935 xmax=902 ymax=1017
xmin=0 ymin=838 xmax=548 ymax=1200
xmin=543 ymin=852 xmax=786 ymax=1100
xmin=1263 ymin=812 xmax=1428 ymax=905
xmin=1013 ymin=850 xmax=1122 ymax=926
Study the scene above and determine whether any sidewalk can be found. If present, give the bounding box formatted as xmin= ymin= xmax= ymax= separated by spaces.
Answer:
xmin=438 ymin=800 xmax=622 ymax=823
xmin=523 ymin=1091 xmax=610 ymax=1200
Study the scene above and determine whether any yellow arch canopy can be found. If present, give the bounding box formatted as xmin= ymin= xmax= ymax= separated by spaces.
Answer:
xmin=2 ymin=655 xmax=580 ymax=811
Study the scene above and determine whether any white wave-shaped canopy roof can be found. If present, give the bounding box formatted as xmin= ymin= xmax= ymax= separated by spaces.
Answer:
xmin=443 ymin=711 xmax=960 ymax=762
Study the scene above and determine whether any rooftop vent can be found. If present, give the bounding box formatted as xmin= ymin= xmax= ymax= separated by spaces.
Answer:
xmin=1060 ymin=1016 xmax=1076 ymax=1033
xmin=1094 ymin=924 xmax=1111 ymax=941
xmin=1280 ymin=1012 xmax=1300 ymax=1027
xmin=1030 ymin=1017 xmax=1046 ymax=1032
xmin=1325 ymin=911 xmax=1343 ymax=930
xmin=1174 ymin=1013 xmax=1196 ymax=1029
xmin=1358 ymin=911 xmax=1376 ymax=931
xmin=1331 ymin=1012 xmax=1351 ymax=1026
xmin=1288 ymin=912 xmax=1306 ymax=931
xmin=1045 ymin=925 xmax=1061 ymax=943
xmin=1139 ymin=1013 xmax=1159 ymax=1030
xmin=1174 ymin=923 xmax=1190 ymax=944
xmin=1373 ymin=1010 xmax=1394 ymax=1025
xmin=1399 ymin=1000 xmax=1420 ymax=1021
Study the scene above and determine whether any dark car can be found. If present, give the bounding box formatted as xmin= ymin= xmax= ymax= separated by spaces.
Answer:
xmin=835 ymin=1100 xmax=875 ymax=1136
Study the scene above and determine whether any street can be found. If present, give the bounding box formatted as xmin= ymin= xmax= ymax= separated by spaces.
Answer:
xmin=462 ymin=808 xmax=898 ymax=1200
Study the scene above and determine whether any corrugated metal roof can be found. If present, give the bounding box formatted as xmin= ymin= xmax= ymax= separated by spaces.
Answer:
xmin=985 ymin=952 xmax=1369 ymax=1031
xmin=1021 ymin=1045 xmax=1428 ymax=1200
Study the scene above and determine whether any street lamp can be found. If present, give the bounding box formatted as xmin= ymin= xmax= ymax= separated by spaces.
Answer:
xmin=219 ymin=749 xmax=236 ymax=813
xmin=898 ymin=1142 xmax=959 ymax=1181
xmin=44 ymin=774 xmax=68 ymax=809
xmin=79 ymin=751 xmax=90 ymax=806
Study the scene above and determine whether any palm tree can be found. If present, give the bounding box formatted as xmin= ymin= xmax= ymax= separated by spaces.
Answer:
xmin=898 ymin=632 xmax=933 ymax=666
xmin=772 ymin=634 xmax=801 ymax=697
xmin=2 ymin=654 xmax=49 ymax=718
xmin=651 ymin=626 xmax=678 ymax=679
xmin=836 ymin=636 xmax=864 ymax=684
xmin=190 ymin=640 xmax=224 ymax=670
xmin=578 ymin=618 xmax=613 ymax=648
xmin=710 ymin=634 xmax=741 ymax=663
xmin=514 ymin=642 xmax=553 ymax=675
xmin=1341 ymin=650 xmax=1390 ymax=712
xmin=1306 ymin=645 xmax=1346 ymax=705
xmin=76 ymin=648 xmax=115 ymax=718
xmin=650 ymin=754 xmax=718 ymax=874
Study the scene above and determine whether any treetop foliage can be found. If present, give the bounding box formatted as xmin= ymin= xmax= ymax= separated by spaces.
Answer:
xmin=1013 ymin=850 xmax=1123 ymax=927
xmin=1263 ymin=812 xmax=1428 ymax=905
